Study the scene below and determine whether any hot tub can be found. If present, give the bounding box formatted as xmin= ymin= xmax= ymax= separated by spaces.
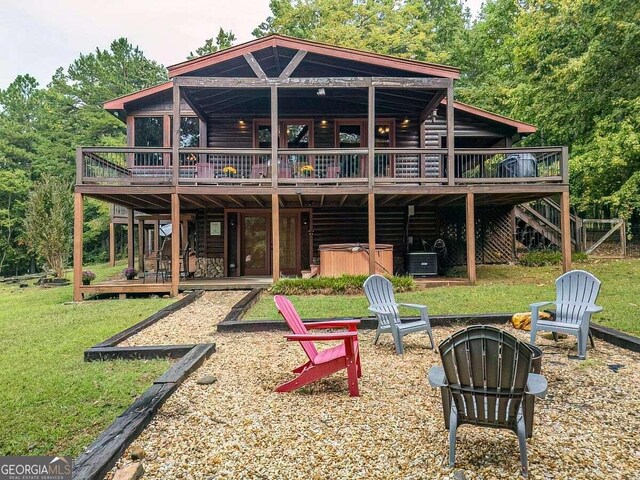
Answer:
xmin=319 ymin=243 xmax=393 ymax=277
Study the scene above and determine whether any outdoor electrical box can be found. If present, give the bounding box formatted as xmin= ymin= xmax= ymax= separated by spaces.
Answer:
xmin=408 ymin=205 xmax=415 ymax=216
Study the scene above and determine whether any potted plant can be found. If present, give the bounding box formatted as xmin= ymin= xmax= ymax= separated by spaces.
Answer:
xmin=299 ymin=164 xmax=314 ymax=177
xmin=82 ymin=270 xmax=96 ymax=285
xmin=222 ymin=165 xmax=237 ymax=178
xmin=123 ymin=267 xmax=138 ymax=280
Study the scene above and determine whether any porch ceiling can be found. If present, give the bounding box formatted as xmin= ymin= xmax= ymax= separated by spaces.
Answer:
xmin=85 ymin=190 xmax=562 ymax=213
xmin=183 ymin=86 xmax=437 ymax=117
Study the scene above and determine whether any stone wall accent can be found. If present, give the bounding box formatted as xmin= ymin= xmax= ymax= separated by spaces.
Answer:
xmin=195 ymin=257 xmax=224 ymax=278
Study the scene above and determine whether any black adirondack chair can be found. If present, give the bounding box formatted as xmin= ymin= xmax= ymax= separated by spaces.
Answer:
xmin=428 ymin=325 xmax=548 ymax=477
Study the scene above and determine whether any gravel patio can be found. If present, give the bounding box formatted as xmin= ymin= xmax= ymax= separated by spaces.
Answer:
xmin=112 ymin=292 xmax=640 ymax=479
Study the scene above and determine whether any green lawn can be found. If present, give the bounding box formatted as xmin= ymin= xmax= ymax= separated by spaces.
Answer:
xmin=247 ymin=259 xmax=640 ymax=335
xmin=0 ymin=262 xmax=172 ymax=457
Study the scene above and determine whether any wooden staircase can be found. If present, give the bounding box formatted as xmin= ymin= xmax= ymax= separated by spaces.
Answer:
xmin=514 ymin=199 xmax=581 ymax=250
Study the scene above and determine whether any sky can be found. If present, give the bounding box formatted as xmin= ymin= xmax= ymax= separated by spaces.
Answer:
xmin=0 ymin=0 xmax=484 ymax=89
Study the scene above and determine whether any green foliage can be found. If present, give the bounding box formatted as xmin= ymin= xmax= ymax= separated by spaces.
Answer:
xmin=271 ymin=274 xmax=415 ymax=295
xmin=254 ymin=0 xmax=469 ymax=64
xmin=23 ymin=175 xmax=74 ymax=278
xmin=188 ymin=28 xmax=237 ymax=59
xmin=518 ymin=250 xmax=588 ymax=267
xmin=0 ymin=262 xmax=171 ymax=455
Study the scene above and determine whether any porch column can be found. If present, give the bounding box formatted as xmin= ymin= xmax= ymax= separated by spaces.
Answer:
xmin=368 ymin=193 xmax=376 ymax=274
xmin=270 ymin=86 xmax=278 ymax=187
xmin=108 ymin=221 xmax=115 ymax=267
xmin=466 ymin=192 xmax=477 ymax=285
xmin=446 ymin=86 xmax=455 ymax=185
xmin=73 ymin=192 xmax=84 ymax=302
xmin=138 ymin=219 xmax=145 ymax=273
xmin=172 ymin=80 xmax=181 ymax=185
xmin=154 ymin=220 xmax=160 ymax=253
xmin=171 ymin=193 xmax=180 ymax=296
xmin=272 ymin=193 xmax=280 ymax=282
xmin=560 ymin=191 xmax=572 ymax=272
xmin=368 ymin=85 xmax=375 ymax=187
xmin=127 ymin=209 xmax=134 ymax=269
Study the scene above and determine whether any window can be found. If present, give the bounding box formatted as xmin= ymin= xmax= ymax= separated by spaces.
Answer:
xmin=257 ymin=125 xmax=271 ymax=148
xmin=134 ymin=117 xmax=163 ymax=147
xmin=134 ymin=117 xmax=164 ymax=166
xmin=170 ymin=117 xmax=200 ymax=147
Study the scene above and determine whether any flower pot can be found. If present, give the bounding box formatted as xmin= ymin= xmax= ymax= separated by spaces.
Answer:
xmin=125 ymin=274 xmax=136 ymax=281
xmin=82 ymin=280 xmax=90 ymax=285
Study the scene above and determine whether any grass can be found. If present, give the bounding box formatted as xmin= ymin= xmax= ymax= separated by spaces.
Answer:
xmin=246 ymin=258 xmax=640 ymax=336
xmin=0 ymin=262 xmax=172 ymax=457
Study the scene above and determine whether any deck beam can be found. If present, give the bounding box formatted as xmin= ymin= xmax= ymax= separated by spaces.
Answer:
xmin=73 ymin=192 xmax=84 ymax=302
xmin=368 ymin=193 xmax=376 ymax=274
xmin=466 ymin=192 xmax=477 ymax=285
xmin=171 ymin=193 xmax=180 ymax=296
xmin=560 ymin=191 xmax=572 ymax=272
xmin=272 ymin=193 xmax=280 ymax=282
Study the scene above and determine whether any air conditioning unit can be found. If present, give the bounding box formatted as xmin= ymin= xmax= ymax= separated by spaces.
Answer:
xmin=405 ymin=252 xmax=438 ymax=277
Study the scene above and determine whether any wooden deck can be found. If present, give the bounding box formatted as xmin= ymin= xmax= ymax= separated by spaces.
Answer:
xmin=80 ymin=276 xmax=273 ymax=298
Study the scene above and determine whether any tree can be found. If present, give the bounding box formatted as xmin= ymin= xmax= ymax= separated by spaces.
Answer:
xmin=253 ymin=0 xmax=468 ymax=64
xmin=188 ymin=28 xmax=237 ymax=59
xmin=23 ymin=175 xmax=74 ymax=278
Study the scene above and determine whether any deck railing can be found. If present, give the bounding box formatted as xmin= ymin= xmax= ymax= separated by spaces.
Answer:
xmin=77 ymin=146 xmax=567 ymax=186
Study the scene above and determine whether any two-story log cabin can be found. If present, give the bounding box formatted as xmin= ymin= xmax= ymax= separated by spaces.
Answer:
xmin=73 ymin=35 xmax=571 ymax=301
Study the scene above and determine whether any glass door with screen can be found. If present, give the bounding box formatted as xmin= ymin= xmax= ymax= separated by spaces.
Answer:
xmin=242 ymin=214 xmax=270 ymax=276
xmin=336 ymin=121 xmax=366 ymax=177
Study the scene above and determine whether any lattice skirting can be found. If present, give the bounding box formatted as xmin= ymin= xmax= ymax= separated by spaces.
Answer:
xmin=437 ymin=206 xmax=514 ymax=267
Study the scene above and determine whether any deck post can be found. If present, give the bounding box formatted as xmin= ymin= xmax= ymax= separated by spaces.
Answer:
xmin=109 ymin=221 xmax=116 ymax=267
xmin=368 ymin=193 xmax=376 ymax=274
xmin=368 ymin=85 xmax=375 ymax=187
xmin=446 ymin=86 xmax=455 ymax=185
xmin=137 ymin=219 xmax=145 ymax=273
xmin=172 ymin=80 xmax=181 ymax=185
xmin=270 ymin=86 xmax=278 ymax=187
xmin=154 ymin=220 xmax=160 ymax=253
xmin=171 ymin=193 xmax=180 ymax=296
xmin=73 ymin=192 xmax=84 ymax=302
xmin=272 ymin=193 xmax=280 ymax=282
xmin=127 ymin=209 xmax=134 ymax=269
xmin=560 ymin=191 xmax=572 ymax=272
xmin=465 ymin=192 xmax=477 ymax=285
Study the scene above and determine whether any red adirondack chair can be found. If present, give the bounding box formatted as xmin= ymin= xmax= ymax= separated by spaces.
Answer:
xmin=274 ymin=295 xmax=362 ymax=396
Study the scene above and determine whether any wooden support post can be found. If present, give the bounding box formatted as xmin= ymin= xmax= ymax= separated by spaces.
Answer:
xmin=368 ymin=193 xmax=376 ymax=274
xmin=171 ymin=193 xmax=180 ymax=296
xmin=466 ymin=192 xmax=477 ymax=285
xmin=172 ymin=81 xmax=181 ymax=185
xmin=272 ymin=193 xmax=280 ymax=282
xmin=73 ymin=192 xmax=84 ymax=302
xmin=561 ymin=146 xmax=569 ymax=184
xmin=109 ymin=222 xmax=116 ymax=267
xmin=560 ymin=191 xmax=572 ymax=273
xmin=127 ymin=209 xmax=134 ymax=269
xmin=368 ymin=85 xmax=375 ymax=187
xmin=446 ymin=86 xmax=455 ymax=185
xmin=270 ymin=86 xmax=278 ymax=187
xmin=621 ymin=220 xmax=627 ymax=257
xmin=154 ymin=220 xmax=160 ymax=252
xmin=138 ymin=219 xmax=145 ymax=273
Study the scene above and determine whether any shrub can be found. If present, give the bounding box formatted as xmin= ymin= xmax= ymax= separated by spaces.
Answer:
xmin=519 ymin=250 xmax=589 ymax=267
xmin=271 ymin=274 xmax=415 ymax=295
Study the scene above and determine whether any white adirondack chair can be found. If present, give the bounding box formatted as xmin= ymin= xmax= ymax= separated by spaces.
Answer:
xmin=363 ymin=274 xmax=434 ymax=354
xmin=530 ymin=270 xmax=603 ymax=359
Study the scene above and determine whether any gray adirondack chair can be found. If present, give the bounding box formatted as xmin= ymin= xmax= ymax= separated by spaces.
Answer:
xmin=428 ymin=325 xmax=547 ymax=478
xmin=530 ymin=270 xmax=603 ymax=359
xmin=363 ymin=274 xmax=434 ymax=354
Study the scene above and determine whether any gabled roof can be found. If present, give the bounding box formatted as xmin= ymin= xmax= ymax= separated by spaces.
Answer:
xmin=167 ymin=34 xmax=460 ymax=79
xmin=103 ymin=81 xmax=172 ymax=111
xmin=444 ymin=99 xmax=537 ymax=134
